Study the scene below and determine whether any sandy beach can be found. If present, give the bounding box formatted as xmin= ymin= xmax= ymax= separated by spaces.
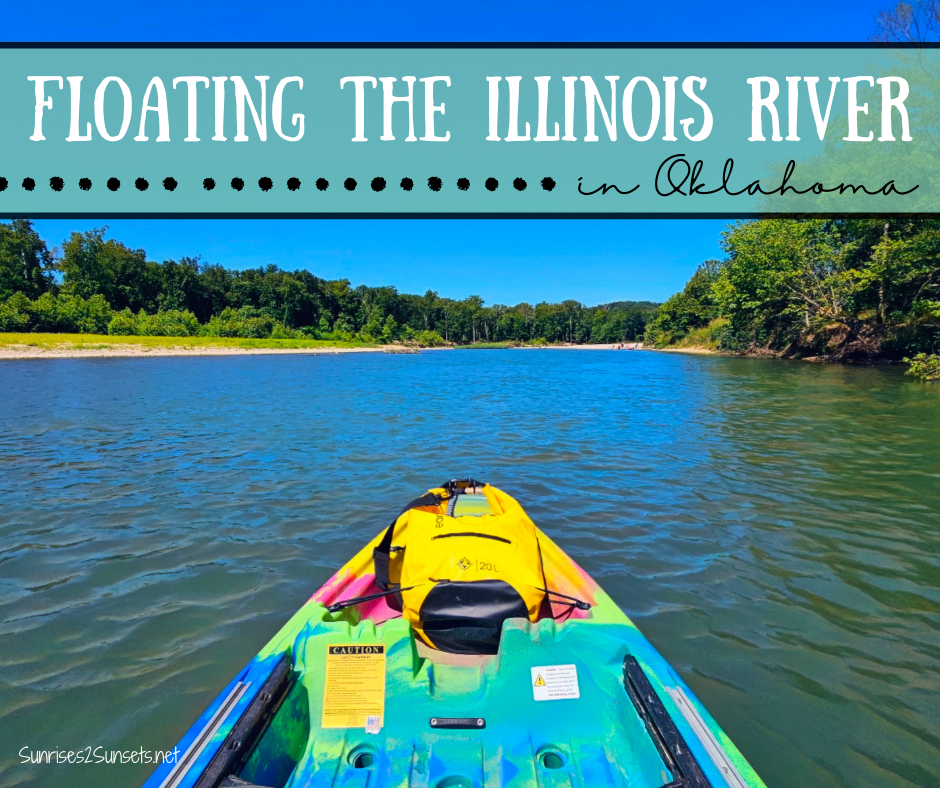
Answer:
xmin=519 ymin=343 xmax=645 ymax=351
xmin=0 ymin=344 xmax=389 ymax=360
xmin=0 ymin=340 xmax=692 ymax=360
xmin=648 ymin=346 xmax=717 ymax=355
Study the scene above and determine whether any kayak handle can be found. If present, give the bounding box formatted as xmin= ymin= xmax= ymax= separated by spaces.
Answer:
xmin=441 ymin=478 xmax=486 ymax=494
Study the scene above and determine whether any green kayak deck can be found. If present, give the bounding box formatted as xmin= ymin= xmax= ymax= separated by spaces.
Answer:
xmin=142 ymin=486 xmax=766 ymax=788
xmin=171 ymin=600 xmax=764 ymax=788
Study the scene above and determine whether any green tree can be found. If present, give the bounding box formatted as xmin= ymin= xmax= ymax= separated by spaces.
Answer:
xmin=57 ymin=228 xmax=158 ymax=312
xmin=0 ymin=219 xmax=54 ymax=302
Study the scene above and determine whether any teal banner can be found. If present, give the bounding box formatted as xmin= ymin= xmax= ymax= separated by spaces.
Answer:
xmin=0 ymin=45 xmax=936 ymax=215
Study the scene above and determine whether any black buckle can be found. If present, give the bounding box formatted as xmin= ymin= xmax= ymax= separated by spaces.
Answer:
xmin=442 ymin=478 xmax=485 ymax=494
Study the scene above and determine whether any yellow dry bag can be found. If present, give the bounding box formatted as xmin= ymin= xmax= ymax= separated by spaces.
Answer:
xmin=372 ymin=479 xmax=548 ymax=654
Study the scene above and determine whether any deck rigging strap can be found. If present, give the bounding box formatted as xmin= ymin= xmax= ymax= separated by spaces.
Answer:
xmin=538 ymin=587 xmax=593 ymax=611
xmin=326 ymin=585 xmax=416 ymax=613
xmin=329 ymin=581 xmax=591 ymax=616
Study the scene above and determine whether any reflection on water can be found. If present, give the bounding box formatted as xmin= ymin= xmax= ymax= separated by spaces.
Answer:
xmin=0 ymin=350 xmax=938 ymax=788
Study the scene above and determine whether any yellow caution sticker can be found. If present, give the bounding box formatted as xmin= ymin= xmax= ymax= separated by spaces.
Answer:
xmin=531 ymin=664 xmax=580 ymax=701
xmin=321 ymin=644 xmax=386 ymax=729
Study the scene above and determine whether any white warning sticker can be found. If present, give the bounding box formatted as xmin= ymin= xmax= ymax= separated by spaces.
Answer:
xmin=531 ymin=664 xmax=580 ymax=701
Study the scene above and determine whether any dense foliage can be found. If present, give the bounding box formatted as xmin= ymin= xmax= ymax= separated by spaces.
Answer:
xmin=0 ymin=221 xmax=657 ymax=345
xmin=905 ymin=352 xmax=940 ymax=380
xmin=646 ymin=218 xmax=940 ymax=363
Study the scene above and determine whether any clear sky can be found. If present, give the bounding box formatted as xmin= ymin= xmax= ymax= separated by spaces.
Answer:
xmin=4 ymin=0 xmax=888 ymax=43
xmin=8 ymin=0 xmax=890 ymax=305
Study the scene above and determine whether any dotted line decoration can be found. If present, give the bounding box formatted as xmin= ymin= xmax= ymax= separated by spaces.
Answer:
xmin=0 ymin=176 xmax=561 ymax=195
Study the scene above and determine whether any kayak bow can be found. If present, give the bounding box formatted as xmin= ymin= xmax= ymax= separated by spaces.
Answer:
xmin=143 ymin=481 xmax=766 ymax=788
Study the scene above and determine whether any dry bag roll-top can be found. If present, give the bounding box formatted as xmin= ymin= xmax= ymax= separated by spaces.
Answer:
xmin=373 ymin=480 xmax=548 ymax=655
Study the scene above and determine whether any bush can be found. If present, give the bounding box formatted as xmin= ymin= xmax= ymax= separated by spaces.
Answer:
xmin=136 ymin=309 xmax=200 ymax=337
xmin=61 ymin=294 xmax=113 ymax=334
xmin=0 ymin=293 xmax=33 ymax=331
xmin=327 ymin=328 xmax=356 ymax=343
xmin=270 ymin=321 xmax=301 ymax=339
xmin=669 ymin=318 xmax=729 ymax=350
xmin=108 ymin=308 xmax=138 ymax=335
xmin=414 ymin=330 xmax=445 ymax=347
xmin=905 ymin=353 xmax=940 ymax=381
xmin=201 ymin=307 xmax=275 ymax=338
xmin=0 ymin=292 xmax=115 ymax=334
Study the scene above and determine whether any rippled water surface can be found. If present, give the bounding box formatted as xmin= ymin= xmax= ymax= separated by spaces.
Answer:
xmin=1 ymin=350 xmax=939 ymax=788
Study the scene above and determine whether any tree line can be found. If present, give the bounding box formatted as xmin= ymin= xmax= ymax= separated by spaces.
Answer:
xmin=645 ymin=218 xmax=940 ymax=364
xmin=0 ymin=220 xmax=657 ymax=345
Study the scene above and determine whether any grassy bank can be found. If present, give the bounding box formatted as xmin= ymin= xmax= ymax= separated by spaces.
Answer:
xmin=455 ymin=341 xmax=519 ymax=350
xmin=654 ymin=319 xmax=728 ymax=352
xmin=0 ymin=333 xmax=377 ymax=352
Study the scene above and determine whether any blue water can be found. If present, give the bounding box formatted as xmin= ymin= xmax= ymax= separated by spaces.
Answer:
xmin=1 ymin=349 xmax=938 ymax=788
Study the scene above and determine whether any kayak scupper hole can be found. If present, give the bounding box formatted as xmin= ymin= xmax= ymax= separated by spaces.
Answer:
xmin=435 ymin=777 xmax=473 ymax=788
xmin=538 ymin=749 xmax=566 ymax=770
xmin=348 ymin=746 xmax=375 ymax=769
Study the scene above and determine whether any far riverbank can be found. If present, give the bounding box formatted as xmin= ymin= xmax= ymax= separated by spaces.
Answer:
xmin=0 ymin=335 xmax=654 ymax=360
xmin=0 ymin=333 xmax=384 ymax=360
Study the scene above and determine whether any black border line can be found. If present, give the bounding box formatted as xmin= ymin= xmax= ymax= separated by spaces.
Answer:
xmin=2 ymin=41 xmax=940 ymax=48
xmin=7 ymin=213 xmax=937 ymax=220
xmin=1 ymin=41 xmax=936 ymax=218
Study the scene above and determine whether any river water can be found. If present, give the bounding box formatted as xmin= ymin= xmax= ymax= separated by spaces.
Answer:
xmin=0 ymin=349 xmax=938 ymax=788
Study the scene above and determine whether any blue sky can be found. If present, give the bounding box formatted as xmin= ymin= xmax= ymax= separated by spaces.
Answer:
xmin=4 ymin=0 xmax=888 ymax=43
xmin=9 ymin=0 xmax=890 ymax=304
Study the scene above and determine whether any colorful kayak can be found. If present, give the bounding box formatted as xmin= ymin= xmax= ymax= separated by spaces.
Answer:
xmin=143 ymin=480 xmax=766 ymax=788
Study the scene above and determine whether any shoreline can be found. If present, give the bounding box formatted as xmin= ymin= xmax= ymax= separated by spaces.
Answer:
xmin=0 ymin=336 xmax=652 ymax=360
xmin=518 ymin=343 xmax=645 ymax=351
xmin=0 ymin=343 xmax=388 ymax=360
xmin=0 ymin=338 xmax=712 ymax=361
xmin=646 ymin=346 xmax=718 ymax=355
